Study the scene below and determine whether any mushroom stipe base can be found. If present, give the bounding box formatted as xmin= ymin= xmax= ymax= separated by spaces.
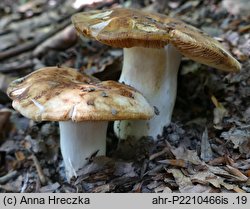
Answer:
xmin=59 ymin=121 xmax=108 ymax=180
xmin=114 ymin=44 xmax=182 ymax=140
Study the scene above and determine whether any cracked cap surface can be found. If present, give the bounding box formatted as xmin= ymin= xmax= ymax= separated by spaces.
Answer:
xmin=72 ymin=8 xmax=241 ymax=72
xmin=7 ymin=66 xmax=154 ymax=122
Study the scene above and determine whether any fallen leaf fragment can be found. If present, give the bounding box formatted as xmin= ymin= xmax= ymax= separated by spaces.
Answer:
xmin=221 ymin=127 xmax=250 ymax=157
xmin=225 ymin=165 xmax=248 ymax=182
xmin=158 ymin=159 xmax=188 ymax=168
xmin=200 ymin=128 xmax=213 ymax=162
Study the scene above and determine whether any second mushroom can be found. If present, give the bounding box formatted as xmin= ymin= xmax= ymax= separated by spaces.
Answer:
xmin=72 ymin=8 xmax=241 ymax=141
xmin=7 ymin=66 xmax=154 ymax=180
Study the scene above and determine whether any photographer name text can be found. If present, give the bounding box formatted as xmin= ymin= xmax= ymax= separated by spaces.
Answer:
xmin=3 ymin=195 xmax=90 ymax=206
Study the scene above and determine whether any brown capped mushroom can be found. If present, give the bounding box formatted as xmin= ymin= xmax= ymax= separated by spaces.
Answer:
xmin=72 ymin=8 xmax=241 ymax=140
xmin=7 ymin=66 xmax=154 ymax=180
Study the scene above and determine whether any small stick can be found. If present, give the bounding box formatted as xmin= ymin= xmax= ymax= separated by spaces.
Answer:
xmin=0 ymin=20 xmax=70 ymax=61
xmin=0 ymin=170 xmax=18 ymax=184
xmin=149 ymin=146 xmax=174 ymax=161
xmin=149 ymin=147 xmax=168 ymax=161
xmin=0 ymin=59 xmax=34 ymax=73
xmin=0 ymin=0 xmax=117 ymax=61
xmin=31 ymin=154 xmax=47 ymax=185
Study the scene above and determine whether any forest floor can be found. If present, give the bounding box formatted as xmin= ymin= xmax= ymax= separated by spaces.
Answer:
xmin=0 ymin=0 xmax=249 ymax=193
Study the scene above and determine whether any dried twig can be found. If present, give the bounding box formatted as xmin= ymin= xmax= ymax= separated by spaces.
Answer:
xmin=0 ymin=59 xmax=35 ymax=73
xmin=149 ymin=147 xmax=172 ymax=161
xmin=0 ymin=170 xmax=18 ymax=184
xmin=0 ymin=0 xmax=117 ymax=61
xmin=0 ymin=20 xmax=70 ymax=61
xmin=31 ymin=154 xmax=47 ymax=185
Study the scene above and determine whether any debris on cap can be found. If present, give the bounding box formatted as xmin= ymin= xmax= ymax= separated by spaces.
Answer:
xmin=7 ymin=66 xmax=154 ymax=122
xmin=72 ymin=8 xmax=241 ymax=72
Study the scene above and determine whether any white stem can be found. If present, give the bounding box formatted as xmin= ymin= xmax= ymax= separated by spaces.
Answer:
xmin=114 ymin=44 xmax=181 ymax=140
xmin=59 ymin=121 xmax=108 ymax=181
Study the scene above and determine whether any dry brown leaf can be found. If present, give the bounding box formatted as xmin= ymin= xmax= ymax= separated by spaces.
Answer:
xmin=171 ymin=146 xmax=202 ymax=165
xmin=191 ymin=169 xmax=245 ymax=192
xmin=158 ymin=159 xmax=188 ymax=168
xmin=221 ymin=127 xmax=250 ymax=157
xmin=190 ymin=171 xmax=221 ymax=188
xmin=232 ymin=187 xmax=246 ymax=193
xmin=225 ymin=165 xmax=248 ymax=182
xmin=224 ymin=155 xmax=235 ymax=166
xmin=167 ymin=168 xmax=193 ymax=192
xmin=220 ymin=181 xmax=245 ymax=193
xmin=168 ymin=168 xmax=212 ymax=193
xmin=208 ymin=156 xmax=226 ymax=166
xmin=207 ymin=165 xmax=248 ymax=182
xmin=149 ymin=147 xmax=173 ymax=161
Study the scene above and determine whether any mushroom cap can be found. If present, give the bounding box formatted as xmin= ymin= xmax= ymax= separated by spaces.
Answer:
xmin=7 ymin=67 xmax=154 ymax=122
xmin=72 ymin=8 xmax=241 ymax=72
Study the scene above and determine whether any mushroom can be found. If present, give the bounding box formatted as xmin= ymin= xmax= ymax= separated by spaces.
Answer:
xmin=7 ymin=66 xmax=154 ymax=180
xmin=71 ymin=8 xmax=241 ymax=140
